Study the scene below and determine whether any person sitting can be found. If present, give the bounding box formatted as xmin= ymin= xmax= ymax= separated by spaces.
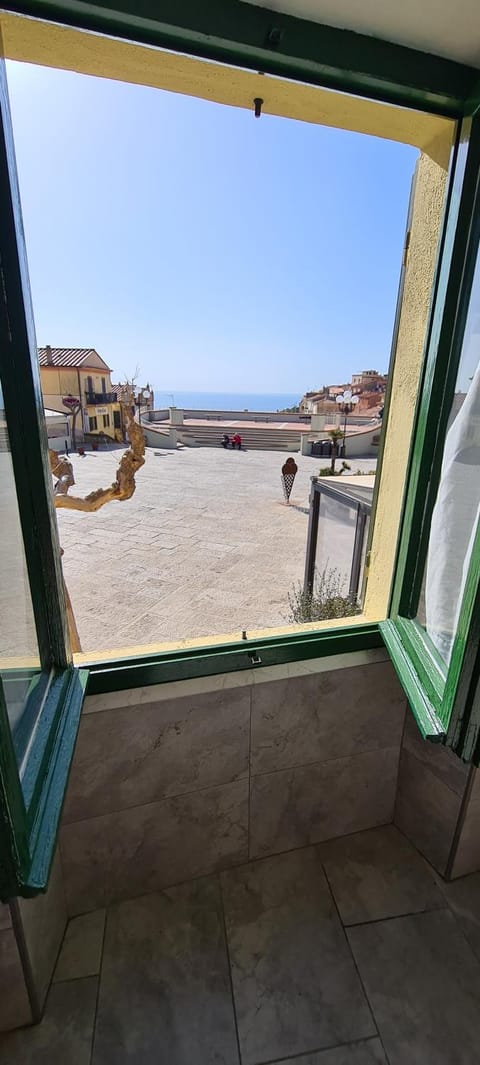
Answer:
xmin=232 ymin=433 xmax=242 ymax=450
xmin=221 ymin=433 xmax=230 ymax=448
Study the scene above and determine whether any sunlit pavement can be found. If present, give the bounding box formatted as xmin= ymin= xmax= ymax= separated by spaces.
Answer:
xmin=55 ymin=445 xmax=377 ymax=654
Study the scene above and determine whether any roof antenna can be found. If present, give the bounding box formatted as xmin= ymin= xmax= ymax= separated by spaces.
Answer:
xmin=253 ymin=97 xmax=263 ymax=119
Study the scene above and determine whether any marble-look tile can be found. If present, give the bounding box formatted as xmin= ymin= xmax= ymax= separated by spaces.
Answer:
xmin=63 ymin=687 xmax=250 ymax=822
xmin=222 ymin=848 xmax=375 ymax=1065
xmin=0 ymin=905 xmax=11 ymax=932
xmin=394 ymin=747 xmax=462 ymax=875
xmin=440 ymin=871 xmax=480 ymax=962
xmin=450 ymin=792 xmax=480 ymax=878
xmin=60 ymin=814 xmax=109 ymax=916
xmin=0 ymin=977 xmax=97 ymax=1063
xmin=269 ymin=1040 xmax=387 ymax=1064
xmin=348 ymin=909 xmax=480 ymax=1064
xmin=251 ymin=662 xmax=405 ymax=774
xmin=92 ymin=877 xmax=239 ymax=1065
xmin=61 ymin=780 xmax=248 ymax=914
xmin=0 ymin=927 xmax=31 ymax=1032
xmin=18 ymin=850 xmax=67 ymax=1008
xmin=402 ymin=713 xmax=470 ymax=797
xmin=54 ymin=910 xmax=106 ymax=982
xmin=320 ymin=825 xmax=444 ymax=924
xmin=250 ymin=748 xmax=399 ymax=858
xmin=82 ymin=650 xmax=388 ymax=716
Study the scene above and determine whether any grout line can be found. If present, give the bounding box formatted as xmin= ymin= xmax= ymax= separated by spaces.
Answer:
xmin=342 ymin=903 xmax=447 ymax=930
xmin=252 ymin=1034 xmax=386 ymax=1065
xmin=9 ymin=899 xmax=42 ymax=1024
xmin=320 ymin=863 xmax=381 ymax=1050
xmin=63 ymin=773 xmax=250 ymax=827
xmin=55 ymin=971 xmax=102 ymax=986
xmin=89 ymin=907 xmax=108 ymax=1065
xmin=393 ymin=821 xmax=453 ymax=884
xmin=63 ymin=741 xmax=402 ymax=830
xmin=66 ymin=826 xmax=402 ymax=918
xmin=218 ymin=874 xmax=243 ymax=1065
xmin=63 ymin=742 xmax=401 ymax=828
xmin=445 ymin=762 xmax=477 ymax=881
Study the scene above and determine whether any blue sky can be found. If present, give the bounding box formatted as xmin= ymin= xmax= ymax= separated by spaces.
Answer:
xmin=6 ymin=60 xmax=417 ymax=393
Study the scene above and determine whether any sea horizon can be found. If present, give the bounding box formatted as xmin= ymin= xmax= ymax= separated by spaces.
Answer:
xmin=153 ymin=390 xmax=301 ymax=412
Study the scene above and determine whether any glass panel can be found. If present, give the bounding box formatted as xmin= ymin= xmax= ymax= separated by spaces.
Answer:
xmin=0 ymin=382 xmax=43 ymax=758
xmin=315 ymin=494 xmax=357 ymax=597
xmin=417 ymin=238 xmax=480 ymax=665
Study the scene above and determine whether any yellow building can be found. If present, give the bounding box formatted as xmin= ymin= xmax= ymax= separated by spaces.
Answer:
xmin=38 ymin=345 xmax=122 ymax=442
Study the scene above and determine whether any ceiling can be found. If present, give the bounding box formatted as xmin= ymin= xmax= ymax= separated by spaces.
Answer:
xmin=241 ymin=0 xmax=480 ymax=68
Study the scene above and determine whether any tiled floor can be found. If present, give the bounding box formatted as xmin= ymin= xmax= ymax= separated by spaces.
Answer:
xmin=2 ymin=824 xmax=480 ymax=1064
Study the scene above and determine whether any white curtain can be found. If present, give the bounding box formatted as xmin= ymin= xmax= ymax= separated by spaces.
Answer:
xmin=425 ymin=358 xmax=480 ymax=663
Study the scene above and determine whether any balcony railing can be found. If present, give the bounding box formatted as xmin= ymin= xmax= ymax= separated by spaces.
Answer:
xmin=85 ymin=391 xmax=117 ymax=404
xmin=304 ymin=477 xmax=373 ymax=604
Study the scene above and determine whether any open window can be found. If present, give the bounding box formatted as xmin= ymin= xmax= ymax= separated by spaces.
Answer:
xmin=0 ymin=4 xmax=479 ymax=898
xmin=0 ymin=59 xmax=87 ymax=899
xmin=382 ymin=115 xmax=480 ymax=760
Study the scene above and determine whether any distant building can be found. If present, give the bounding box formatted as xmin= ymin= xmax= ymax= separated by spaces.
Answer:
xmin=38 ymin=346 xmax=122 ymax=442
xmin=111 ymin=381 xmax=155 ymax=438
xmin=351 ymin=369 xmax=387 ymax=392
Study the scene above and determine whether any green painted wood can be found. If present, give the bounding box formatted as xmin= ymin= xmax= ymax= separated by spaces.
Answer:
xmin=3 ymin=0 xmax=479 ymax=115
xmin=395 ymin=617 xmax=446 ymax=708
xmin=0 ymin=669 xmax=87 ymax=899
xmin=442 ymin=518 xmax=480 ymax=755
xmin=21 ymin=672 xmax=72 ymax=822
xmin=0 ymin=58 xmax=70 ymax=669
xmin=386 ymin=117 xmax=480 ymax=756
xmin=0 ymin=678 xmax=29 ymax=899
xmin=26 ymin=669 xmax=88 ymax=893
xmin=391 ymin=115 xmax=480 ymax=620
xmin=379 ymin=620 xmax=445 ymax=741
xmin=86 ymin=623 xmax=384 ymax=695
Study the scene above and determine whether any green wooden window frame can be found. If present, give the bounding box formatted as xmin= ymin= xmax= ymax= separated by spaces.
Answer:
xmin=381 ymin=112 xmax=480 ymax=759
xmin=0 ymin=58 xmax=88 ymax=899
xmin=1 ymin=0 xmax=480 ymax=899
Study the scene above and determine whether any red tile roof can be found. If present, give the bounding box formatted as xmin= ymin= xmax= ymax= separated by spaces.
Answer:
xmin=38 ymin=347 xmax=111 ymax=370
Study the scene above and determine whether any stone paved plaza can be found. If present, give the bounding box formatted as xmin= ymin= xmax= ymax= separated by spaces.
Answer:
xmin=56 ymin=445 xmax=376 ymax=654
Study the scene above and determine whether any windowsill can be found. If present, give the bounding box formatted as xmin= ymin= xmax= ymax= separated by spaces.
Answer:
xmin=80 ymin=617 xmax=385 ymax=695
xmin=73 ymin=613 xmax=380 ymax=667
xmin=83 ymin=645 xmax=391 ymax=713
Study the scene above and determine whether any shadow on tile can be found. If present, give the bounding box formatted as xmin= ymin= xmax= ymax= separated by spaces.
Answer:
xmin=269 ymin=1039 xmax=387 ymax=1063
xmin=319 ymin=825 xmax=445 ymax=925
xmin=54 ymin=909 xmax=106 ymax=982
xmin=348 ymin=909 xmax=480 ymax=1064
xmin=0 ymin=978 xmax=97 ymax=1065
xmin=92 ymin=876 xmax=239 ymax=1065
xmin=222 ymin=847 xmax=375 ymax=1065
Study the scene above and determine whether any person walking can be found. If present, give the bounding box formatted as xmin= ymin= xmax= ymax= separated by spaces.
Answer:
xmin=232 ymin=433 xmax=242 ymax=450
xmin=221 ymin=433 xmax=230 ymax=448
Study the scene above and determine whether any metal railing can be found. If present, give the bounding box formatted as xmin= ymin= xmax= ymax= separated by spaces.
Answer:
xmin=85 ymin=391 xmax=117 ymax=404
xmin=304 ymin=477 xmax=373 ymax=603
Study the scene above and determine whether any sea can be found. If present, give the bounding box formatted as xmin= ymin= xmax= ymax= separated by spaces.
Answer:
xmin=154 ymin=390 xmax=301 ymax=412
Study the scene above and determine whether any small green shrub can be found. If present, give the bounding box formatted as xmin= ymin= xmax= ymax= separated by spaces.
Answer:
xmin=318 ymin=461 xmax=351 ymax=477
xmin=287 ymin=565 xmax=361 ymax=623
